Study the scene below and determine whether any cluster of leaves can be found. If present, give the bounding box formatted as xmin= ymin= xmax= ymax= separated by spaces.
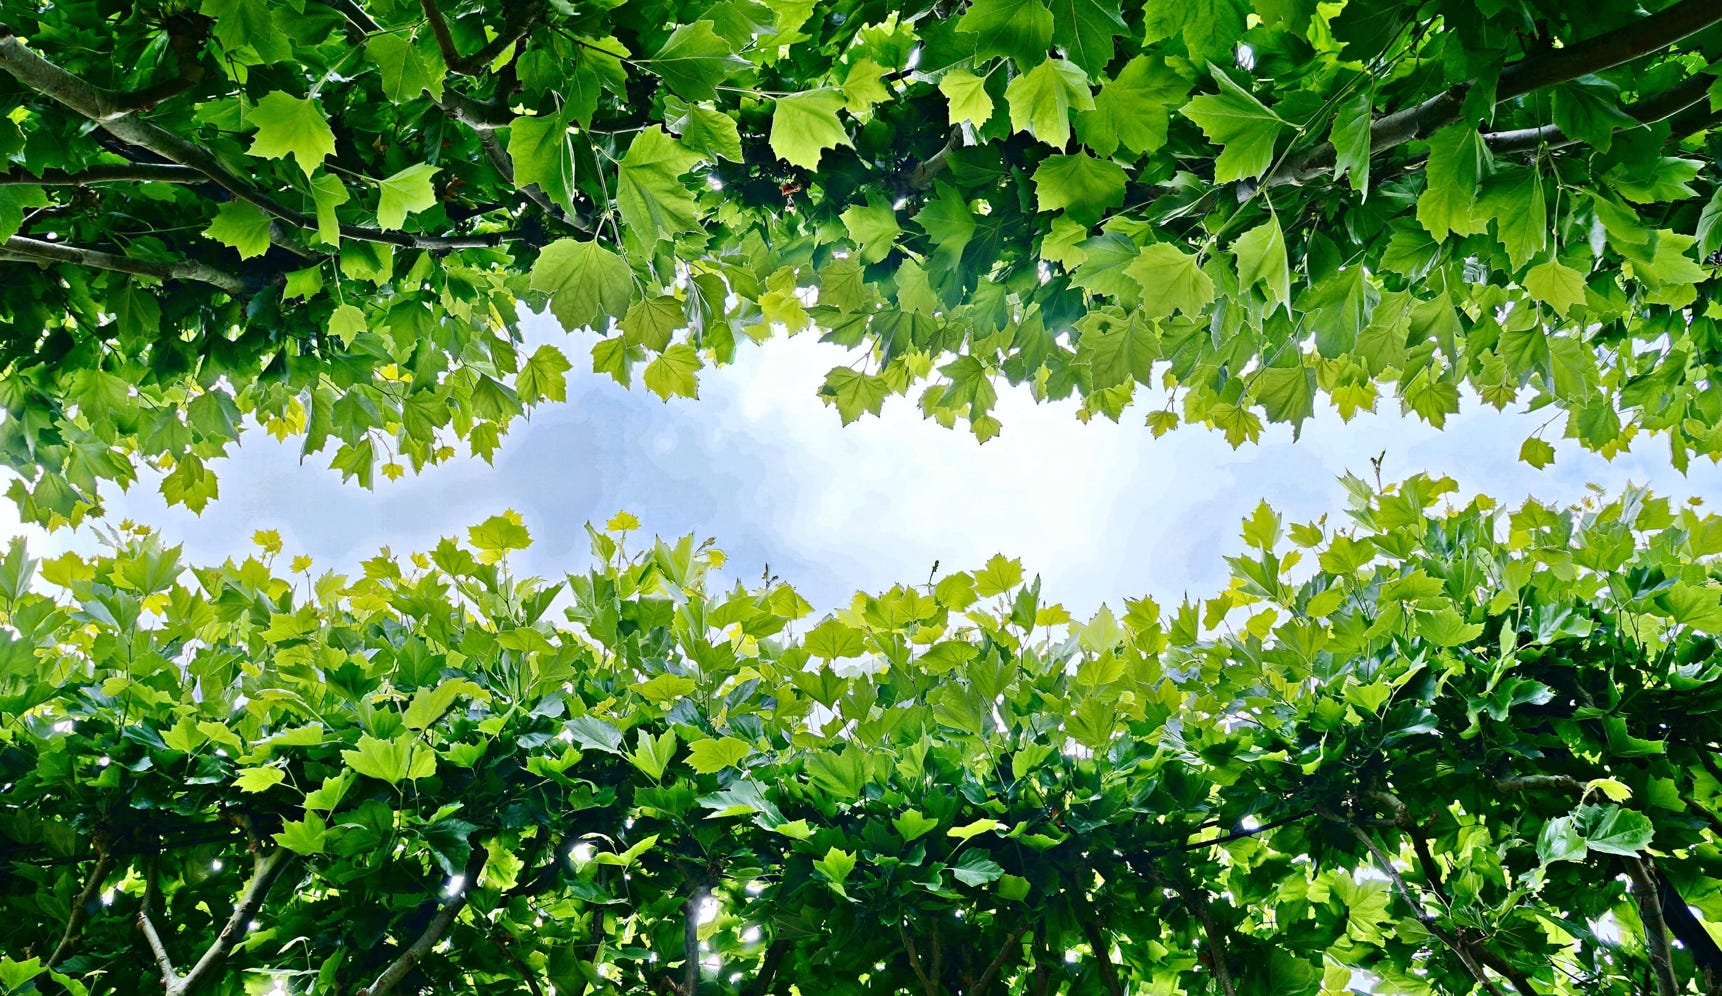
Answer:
xmin=3 ymin=477 xmax=1722 ymax=995
xmin=3 ymin=0 xmax=1722 ymax=523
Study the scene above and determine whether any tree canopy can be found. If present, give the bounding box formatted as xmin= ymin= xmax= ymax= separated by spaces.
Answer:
xmin=5 ymin=478 xmax=1722 ymax=996
xmin=1 ymin=0 xmax=1721 ymax=523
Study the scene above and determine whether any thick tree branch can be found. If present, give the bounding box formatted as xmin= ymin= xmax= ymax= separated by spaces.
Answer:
xmin=0 ymin=164 xmax=201 ymax=185
xmin=739 ymin=938 xmax=788 ymax=996
xmin=1270 ymin=0 xmax=1722 ymax=187
xmin=4 ymin=236 xmax=251 ymax=294
xmin=1496 ymin=774 xmax=1586 ymax=794
xmin=47 ymin=844 xmax=112 ymax=968
xmin=971 ymin=925 xmax=1027 ymax=996
xmin=1483 ymin=72 xmax=1714 ymax=155
xmin=137 ymin=859 xmax=182 ymax=992
xmin=175 ymin=848 xmax=292 ymax=995
xmin=902 ymin=926 xmax=938 ymax=996
xmin=1623 ymin=856 xmax=1682 ymax=996
xmin=417 ymin=0 xmax=538 ymax=76
xmin=682 ymin=887 xmax=704 ymax=996
xmin=1078 ymin=917 xmax=1123 ymax=996
xmin=1496 ymin=0 xmax=1722 ymax=101
xmin=0 ymin=32 xmax=522 ymax=252
xmin=1177 ymin=883 xmax=1237 ymax=996
xmin=357 ymin=845 xmax=489 ymax=996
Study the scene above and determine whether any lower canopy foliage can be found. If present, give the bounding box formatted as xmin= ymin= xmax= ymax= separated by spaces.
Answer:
xmin=4 ymin=477 xmax=1722 ymax=995
xmin=2 ymin=1 xmax=1722 ymax=523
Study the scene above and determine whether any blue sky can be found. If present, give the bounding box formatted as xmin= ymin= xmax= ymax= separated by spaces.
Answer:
xmin=26 ymin=310 xmax=1722 ymax=614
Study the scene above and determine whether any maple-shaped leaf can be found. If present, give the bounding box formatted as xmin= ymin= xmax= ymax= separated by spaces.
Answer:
xmin=247 ymin=91 xmax=336 ymax=176
xmin=375 ymin=162 xmax=438 ymax=229
xmin=770 ymin=89 xmax=850 ymax=169
xmin=531 ymin=238 xmax=634 ymax=331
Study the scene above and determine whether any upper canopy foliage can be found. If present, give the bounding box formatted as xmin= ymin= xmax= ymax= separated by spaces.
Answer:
xmin=1 ymin=0 xmax=1721 ymax=522
xmin=5 ymin=478 xmax=1722 ymax=996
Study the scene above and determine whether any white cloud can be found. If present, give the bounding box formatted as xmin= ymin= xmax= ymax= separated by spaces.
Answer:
xmin=55 ymin=315 xmax=1722 ymax=615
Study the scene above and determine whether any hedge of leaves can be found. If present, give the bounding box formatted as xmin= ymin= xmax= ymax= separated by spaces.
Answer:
xmin=4 ymin=477 xmax=1722 ymax=995
xmin=3 ymin=1 xmax=1722 ymax=523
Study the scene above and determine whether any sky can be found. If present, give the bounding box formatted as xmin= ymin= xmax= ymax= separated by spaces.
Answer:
xmin=18 ymin=310 xmax=1722 ymax=615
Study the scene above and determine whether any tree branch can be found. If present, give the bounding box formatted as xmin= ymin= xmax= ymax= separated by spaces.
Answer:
xmin=417 ymin=0 xmax=538 ymax=77
xmin=174 ymin=848 xmax=292 ymax=995
xmin=902 ymin=926 xmax=938 ymax=996
xmin=739 ymin=938 xmax=787 ymax=996
xmin=0 ymin=31 xmax=524 ymax=252
xmin=1269 ymin=0 xmax=1722 ymax=187
xmin=1482 ymin=72 xmax=1714 ymax=155
xmin=47 ymin=844 xmax=112 ymax=968
xmin=1327 ymin=811 xmax=1506 ymax=996
xmin=0 ymin=164 xmax=202 ymax=185
xmin=971 ymin=924 xmax=1027 ymax=996
xmin=313 ymin=0 xmax=385 ymax=35
xmin=1078 ymin=917 xmax=1123 ymax=996
xmin=1624 ymin=856 xmax=1682 ymax=996
xmin=682 ymin=887 xmax=704 ymax=996
xmin=137 ymin=859 xmax=182 ymax=993
xmin=1177 ymin=883 xmax=1237 ymax=996
xmin=1496 ymin=774 xmax=1585 ymax=794
xmin=4 ymin=236 xmax=251 ymax=295
xmin=357 ymin=845 xmax=489 ymax=996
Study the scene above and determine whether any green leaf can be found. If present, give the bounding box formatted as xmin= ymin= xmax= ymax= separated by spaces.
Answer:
xmin=309 ymin=173 xmax=348 ymax=245
xmin=630 ymin=729 xmax=678 ymax=780
xmin=205 ymin=200 xmax=272 ymax=259
xmin=342 ymin=733 xmax=438 ymax=784
xmin=1254 ymin=364 xmax=1316 ymax=434
xmin=805 ymin=617 xmax=866 ymax=658
xmin=646 ymin=21 xmax=748 ymax=101
xmin=840 ymin=194 xmax=902 ymax=263
xmin=1577 ymin=803 xmax=1655 ymax=856
xmin=1417 ymin=124 xmax=1491 ymax=241
xmin=813 ymin=846 xmax=857 ymax=889
xmin=247 ymin=91 xmax=337 ymax=176
xmin=1518 ymin=436 xmax=1556 ymax=469
xmin=1006 ymin=58 xmax=1093 ymax=149
xmin=1537 ymin=815 xmax=1587 ymax=864
xmin=509 ymin=113 xmax=576 ymax=210
xmin=274 ymin=811 xmax=328 ymax=855
xmin=1232 ymin=213 xmax=1290 ymax=312
xmin=468 ymin=510 xmax=532 ymax=560
xmin=367 ymin=33 xmax=446 ymax=102
xmin=948 ymin=817 xmax=1002 ymax=840
xmin=769 ymin=89 xmax=851 ymax=170
xmin=235 ymin=766 xmax=286 ymax=793
xmin=617 ymin=127 xmax=705 ymax=242
xmin=1124 ymin=243 xmax=1215 ymax=319
xmin=956 ymin=0 xmax=1054 ymax=68
xmin=1551 ymin=78 xmax=1638 ymax=152
xmin=531 ymin=238 xmax=634 ymax=331
xmin=671 ymin=103 xmax=744 ymax=161
xmin=642 ymin=343 xmax=702 ymax=400
xmin=516 ymin=344 xmax=573 ymax=404
xmin=1047 ymin=0 xmax=1128 ymax=75
xmin=685 ymin=735 xmax=752 ymax=773
xmin=940 ymin=68 xmax=996 ymax=128
xmin=1076 ymin=55 xmax=1188 ymax=158
xmin=973 ymin=553 xmax=1024 ymax=596
xmin=822 ymin=368 xmax=890 ymax=425
xmin=894 ymin=809 xmax=940 ymax=841
xmin=1033 ymin=152 xmax=1126 ymax=226
xmin=1523 ymin=258 xmax=1587 ymax=317
xmin=1329 ymin=90 xmax=1371 ymax=191
xmin=1179 ymin=66 xmax=1286 ymax=182
xmin=375 ymin=163 xmax=439 ymax=230
xmin=1479 ymin=166 xmax=1549 ymax=268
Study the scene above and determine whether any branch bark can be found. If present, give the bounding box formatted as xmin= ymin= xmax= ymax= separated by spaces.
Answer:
xmin=1326 ymin=811 xmax=1507 ymax=996
xmin=417 ymin=0 xmax=538 ymax=76
xmin=682 ymin=887 xmax=703 ymax=996
xmin=971 ymin=924 xmax=1027 ymax=996
xmin=1177 ymin=883 xmax=1237 ymax=996
xmin=357 ymin=845 xmax=488 ymax=996
xmin=47 ymin=844 xmax=112 ymax=968
xmin=1268 ymin=0 xmax=1722 ymax=187
xmin=739 ymin=939 xmax=788 ymax=996
xmin=1623 ymin=856 xmax=1682 ymax=996
xmin=0 ymin=164 xmax=201 ymax=185
xmin=902 ymin=926 xmax=939 ymax=996
xmin=4 ymin=236 xmax=252 ymax=294
xmin=0 ymin=31 xmax=522 ymax=252
xmin=136 ymin=848 xmax=291 ymax=996
xmin=1078 ymin=917 xmax=1123 ymax=996
xmin=1482 ymin=72 xmax=1714 ymax=156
